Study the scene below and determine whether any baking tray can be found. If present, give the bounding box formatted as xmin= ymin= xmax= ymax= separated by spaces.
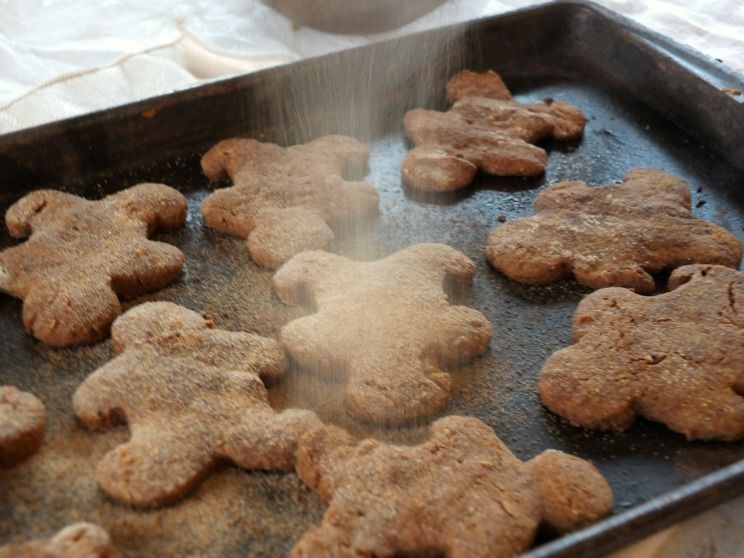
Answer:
xmin=1 ymin=1 xmax=744 ymax=556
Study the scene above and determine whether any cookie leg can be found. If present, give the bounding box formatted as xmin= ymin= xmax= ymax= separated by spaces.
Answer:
xmin=639 ymin=374 xmax=744 ymax=441
xmin=223 ymin=408 xmax=322 ymax=471
xmin=108 ymin=239 xmax=184 ymax=298
xmin=528 ymin=449 xmax=613 ymax=533
xmin=96 ymin=425 xmax=213 ymax=507
xmin=73 ymin=356 xmax=132 ymax=429
xmin=539 ymin=347 xmax=637 ymax=431
xmin=23 ymin=276 xmax=121 ymax=347
xmin=280 ymin=315 xmax=347 ymax=379
xmin=345 ymin=359 xmax=452 ymax=424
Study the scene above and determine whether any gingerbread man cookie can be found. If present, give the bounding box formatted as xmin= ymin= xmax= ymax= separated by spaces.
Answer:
xmin=0 ymin=184 xmax=187 ymax=347
xmin=200 ymin=135 xmax=379 ymax=268
xmin=540 ymin=264 xmax=744 ymax=441
xmin=0 ymin=385 xmax=45 ymax=467
xmin=73 ymin=301 xmax=321 ymax=507
xmin=0 ymin=523 xmax=113 ymax=558
xmin=487 ymin=168 xmax=743 ymax=293
xmin=402 ymin=69 xmax=585 ymax=191
xmin=292 ymin=416 xmax=612 ymax=557
xmin=273 ymin=244 xmax=492 ymax=424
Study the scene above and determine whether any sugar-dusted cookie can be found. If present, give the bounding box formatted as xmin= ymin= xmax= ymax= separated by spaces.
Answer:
xmin=540 ymin=264 xmax=744 ymax=441
xmin=273 ymin=244 xmax=492 ymax=424
xmin=0 ymin=184 xmax=187 ymax=347
xmin=73 ymin=301 xmax=321 ymax=507
xmin=200 ymin=135 xmax=379 ymax=268
xmin=487 ymin=169 xmax=742 ymax=293
xmin=0 ymin=385 xmax=45 ymax=467
xmin=402 ymin=69 xmax=585 ymax=191
xmin=292 ymin=416 xmax=612 ymax=557
xmin=0 ymin=523 xmax=113 ymax=558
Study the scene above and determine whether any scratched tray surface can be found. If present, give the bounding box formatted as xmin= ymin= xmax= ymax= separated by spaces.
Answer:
xmin=2 ymin=4 xmax=744 ymax=558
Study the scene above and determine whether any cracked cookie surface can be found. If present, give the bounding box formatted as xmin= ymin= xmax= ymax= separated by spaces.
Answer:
xmin=486 ymin=168 xmax=743 ymax=293
xmin=540 ymin=264 xmax=744 ymax=440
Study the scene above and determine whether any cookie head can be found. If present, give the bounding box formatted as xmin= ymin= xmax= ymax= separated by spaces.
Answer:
xmin=539 ymin=264 xmax=744 ymax=440
xmin=292 ymin=416 xmax=612 ymax=557
xmin=74 ymin=301 xmax=320 ymax=507
xmin=0 ymin=184 xmax=187 ymax=347
xmin=487 ymin=169 xmax=743 ymax=293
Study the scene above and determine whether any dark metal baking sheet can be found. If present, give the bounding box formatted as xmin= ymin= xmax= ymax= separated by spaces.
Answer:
xmin=1 ymin=2 xmax=743 ymax=557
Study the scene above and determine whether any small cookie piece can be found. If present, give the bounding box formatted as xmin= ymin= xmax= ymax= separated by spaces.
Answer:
xmin=0 ymin=386 xmax=45 ymax=467
xmin=292 ymin=416 xmax=612 ymax=558
xmin=273 ymin=244 xmax=493 ymax=424
xmin=487 ymin=169 xmax=743 ymax=293
xmin=200 ymin=135 xmax=379 ymax=268
xmin=0 ymin=184 xmax=187 ymax=347
xmin=0 ymin=522 xmax=114 ymax=558
xmin=539 ymin=264 xmax=744 ymax=441
xmin=73 ymin=301 xmax=320 ymax=507
xmin=402 ymin=69 xmax=585 ymax=190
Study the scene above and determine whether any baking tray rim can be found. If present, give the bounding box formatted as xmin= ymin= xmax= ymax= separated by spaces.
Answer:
xmin=0 ymin=2 xmax=742 ymax=557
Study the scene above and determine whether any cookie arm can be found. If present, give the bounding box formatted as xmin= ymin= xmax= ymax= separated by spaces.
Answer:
xmin=398 ymin=243 xmax=476 ymax=286
xmin=528 ymin=449 xmax=613 ymax=533
xmin=294 ymin=424 xmax=358 ymax=502
xmin=5 ymin=189 xmax=81 ymax=238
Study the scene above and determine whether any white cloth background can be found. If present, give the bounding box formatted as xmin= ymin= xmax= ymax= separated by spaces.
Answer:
xmin=1 ymin=0 xmax=743 ymax=133
xmin=1 ymin=1 xmax=743 ymax=557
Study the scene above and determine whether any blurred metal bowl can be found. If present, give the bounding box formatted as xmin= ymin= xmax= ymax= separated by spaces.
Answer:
xmin=265 ymin=0 xmax=449 ymax=34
